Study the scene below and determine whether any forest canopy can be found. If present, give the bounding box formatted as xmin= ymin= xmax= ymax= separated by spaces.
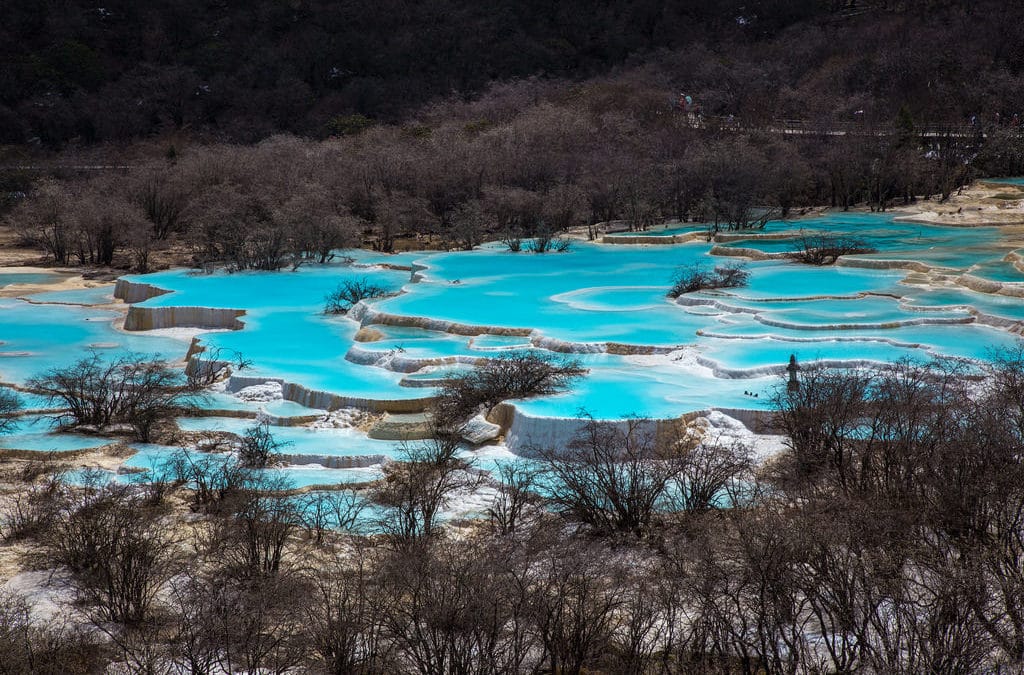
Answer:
xmin=2 ymin=1 xmax=1023 ymax=146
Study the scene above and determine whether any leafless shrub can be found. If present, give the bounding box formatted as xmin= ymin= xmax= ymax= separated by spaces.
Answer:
xmin=28 ymin=351 xmax=189 ymax=442
xmin=324 ymin=277 xmax=390 ymax=314
xmin=487 ymin=462 xmax=540 ymax=536
xmin=433 ymin=351 xmax=585 ymax=427
xmin=669 ymin=440 xmax=753 ymax=513
xmin=170 ymin=571 xmax=309 ymax=674
xmin=164 ymin=450 xmax=250 ymax=514
xmin=239 ymin=421 xmax=289 ymax=469
xmin=536 ymin=416 xmax=683 ymax=536
xmin=1 ymin=473 xmax=65 ymax=541
xmin=0 ymin=590 xmax=109 ymax=674
xmin=300 ymin=490 xmax=366 ymax=543
xmin=528 ymin=540 xmax=624 ymax=673
xmin=500 ymin=226 xmax=524 ymax=252
xmin=788 ymin=234 xmax=877 ymax=265
xmin=303 ymin=546 xmax=395 ymax=673
xmin=0 ymin=387 xmax=22 ymax=435
xmin=373 ymin=433 xmax=479 ymax=543
xmin=185 ymin=346 xmax=251 ymax=390
xmin=216 ymin=472 xmax=302 ymax=578
xmin=18 ymin=453 xmax=60 ymax=483
xmin=379 ymin=537 xmax=540 ymax=673
xmin=668 ymin=261 xmax=750 ymax=296
xmin=45 ymin=482 xmax=181 ymax=625
xmin=527 ymin=232 xmax=572 ymax=253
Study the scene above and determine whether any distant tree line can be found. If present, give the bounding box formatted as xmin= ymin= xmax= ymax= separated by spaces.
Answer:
xmin=6 ymin=72 xmax=1020 ymax=271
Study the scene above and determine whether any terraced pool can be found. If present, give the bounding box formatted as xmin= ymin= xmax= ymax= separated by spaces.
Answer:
xmin=3 ymin=209 xmax=1024 ymax=493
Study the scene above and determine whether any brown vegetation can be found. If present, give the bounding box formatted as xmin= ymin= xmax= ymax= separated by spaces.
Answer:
xmin=27 ymin=351 xmax=194 ymax=442
xmin=1 ymin=349 xmax=1024 ymax=671
xmin=668 ymin=261 xmax=750 ymax=296
xmin=432 ymin=352 xmax=586 ymax=428
xmin=323 ymin=278 xmax=390 ymax=315
xmin=4 ymin=67 xmax=1014 ymax=272
xmin=788 ymin=234 xmax=878 ymax=265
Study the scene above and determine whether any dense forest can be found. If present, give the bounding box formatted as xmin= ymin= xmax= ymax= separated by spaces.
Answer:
xmin=2 ymin=0 xmax=1024 ymax=146
xmin=6 ymin=70 xmax=1023 ymax=272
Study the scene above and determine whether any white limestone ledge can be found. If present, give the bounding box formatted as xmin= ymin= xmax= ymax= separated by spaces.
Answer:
xmin=225 ymin=374 xmax=434 ymax=414
xmin=835 ymin=257 xmax=934 ymax=273
xmin=123 ymin=305 xmax=246 ymax=331
xmin=115 ymin=278 xmax=247 ymax=331
xmin=113 ymin=278 xmax=172 ymax=303
xmin=345 ymin=345 xmax=486 ymax=374
xmin=956 ymin=273 xmax=1024 ymax=298
xmin=491 ymin=402 xmax=717 ymax=455
xmin=280 ymin=453 xmax=386 ymax=469
xmin=601 ymin=232 xmax=704 ymax=245
xmin=709 ymin=245 xmax=785 ymax=260
xmin=349 ymin=301 xmax=533 ymax=337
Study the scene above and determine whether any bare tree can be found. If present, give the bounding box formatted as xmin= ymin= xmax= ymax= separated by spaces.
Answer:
xmin=300 ymin=490 xmax=367 ymax=543
xmin=185 ymin=345 xmax=251 ymax=390
xmin=239 ymin=421 xmax=289 ymax=469
xmin=217 ymin=472 xmax=302 ymax=578
xmin=487 ymin=462 xmax=540 ymax=536
xmin=45 ymin=482 xmax=181 ymax=625
xmin=324 ymin=277 xmax=390 ymax=314
xmin=448 ymin=199 xmax=487 ymax=250
xmin=528 ymin=540 xmax=624 ymax=675
xmin=433 ymin=352 xmax=585 ymax=427
xmin=303 ymin=544 xmax=395 ymax=673
xmin=669 ymin=439 xmax=753 ymax=513
xmin=373 ymin=432 xmax=479 ymax=543
xmin=8 ymin=179 xmax=73 ymax=264
xmin=380 ymin=537 xmax=539 ymax=674
xmin=526 ymin=230 xmax=573 ymax=253
xmin=0 ymin=590 xmax=108 ymax=674
xmin=132 ymin=174 xmax=189 ymax=240
xmin=536 ymin=416 xmax=682 ymax=535
xmin=788 ymin=234 xmax=877 ymax=265
xmin=0 ymin=474 xmax=64 ymax=541
xmin=668 ymin=261 xmax=750 ymax=297
xmin=28 ymin=350 xmax=190 ymax=442
xmin=0 ymin=387 xmax=21 ymax=435
xmin=165 ymin=450 xmax=251 ymax=514
xmin=171 ymin=571 xmax=308 ymax=674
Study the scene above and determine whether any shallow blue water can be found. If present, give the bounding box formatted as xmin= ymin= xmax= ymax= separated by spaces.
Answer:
xmin=0 ymin=272 xmax=61 ymax=288
xmin=32 ymin=286 xmax=116 ymax=305
xmin=0 ymin=299 xmax=190 ymax=383
xmin=968 ymin=261 xmax=1024 ymax=282
xmin=175 ymin=416 xmax=402 ymax=460
xmin=127 ymin=262 xmax=411 ymax=310
xmin=72 ymin=219 xmax=1024 ymax=419
xmin=0 ymin=416 xmax=110 ymax=452
xmin=3 ymin=210 xmax=1024 ymax=496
